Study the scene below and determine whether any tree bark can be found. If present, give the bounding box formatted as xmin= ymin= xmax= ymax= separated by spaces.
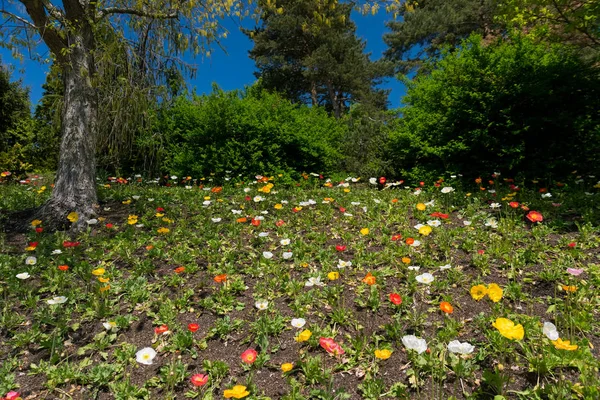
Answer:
xmin=310 ymin=80 xmax=318 ymax=106
xmin=326 ymin=80 xmax=341 ymax=119
xmin=36 ymin=36 xmax=98 ymax=231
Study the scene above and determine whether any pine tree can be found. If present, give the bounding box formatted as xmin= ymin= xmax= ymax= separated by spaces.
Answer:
xmin=245 ymin=0 xmax=391 ymax=117
xmin=384 ymin=0 xmax=500 ymax=74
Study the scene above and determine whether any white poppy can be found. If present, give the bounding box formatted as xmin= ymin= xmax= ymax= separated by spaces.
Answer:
xmin=244 ymin=188 xmax=251 ymax=193
xmin=136 ymin=347 xmax=157 ymax=365
xmin=410 ymin=240 xmax=422 ymax=247
xmin=86 ymin=219 xmax=98 ymax=225
xmin=463 ymin=221 xmax=472 ymax=226
xmin=103 ymin=321 xmax=117 ymax=330
xmin=211 ymin=218 xmax=222 ymax=223
xmin=232 ymin=209 xmax=243 ymax=215
xmin=414 ymin=224 xmax=425 ymax=230
xmin=25 ymin=256 xmax=37 ymax=265
xmin=253 ymin=196 xmax=264 ymax=202
xmin=373 ymin=199 xmax=381 ymax=204
xmin=427 ymin=220 xmax=441 ymax=227
xmin=185 ymin=185 xmax=192 ymax=190
xmin=280 ymin=239 xmax=291 ymax=246
xmin=402 ymin=335 xmax=428 ymax=354
xmin=47 ymin=296 xmax=68 ymax=305
xmin=441 ymin=187 xmax=455 ymax=194
xmin=147 ymin=198 xmax=154 ymax=202
xmin=282 ymin=252 xmax=293 ymax=259
xmin=170 ymin=175 xmax=178 ymax=180
xmin=255 ymin=216 xmax=265 ymax=221
xmin=52 ymin=249 xmax=63 ymax=255
xmin=291 ymin=318 xmax=306 ymax=328
xmin=369 ymin=178 xmax=377 ymax=185
xmin=439 ymin=264 xmax=452 ymax=271
xmin=415 ymin=273 xmax=434 ymax=284
xmin=541 ymin=193 xmax=552 ymax=198
xmin=262 ymin=251 xmax=273 ymax=259
xmin=447 ymin=340 xmax=475 ymax=354
xmin=202 ymin=200 xmax=211 ymax=206
xmin=337 ymin=259 xmax=352 ymax=268
xmin=484 ymin=218 xmax=498 ymax=229
xmin=258 ymin=232 xmax=269 ymax=237
xmin=351 ymin=202 xmax=361 ymax=206
xmin=16 ymin=272 xmax=31 ymax=279
xmin=255 ymin=300 xmax=269 ymax=310
xmin=344 ymin=213 xmax=353 ymax=217
xmin=413 ymin=189 xmax=422 ymax=195
xmin=305 ymin=277 xmax=325 ymax=287
xmin=408 ymin=266 xmax=420 ymax=271
xmin=132 ymin=195 xmax=141 ymax=200
xmin=542 ymin=322 xmax=559 ymax=341
xmin=489 ymin=203 xmax=501 ymax=209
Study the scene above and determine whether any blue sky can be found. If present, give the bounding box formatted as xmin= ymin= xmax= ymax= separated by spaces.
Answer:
xmin=0 ymin=9 xmax=406 ymax=109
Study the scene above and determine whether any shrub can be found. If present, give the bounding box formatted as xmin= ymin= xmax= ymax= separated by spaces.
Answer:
xmin=389 ymin=34 xmax=600 ymax=180
xmin=160 ymin=85 xmax=345 ymax=181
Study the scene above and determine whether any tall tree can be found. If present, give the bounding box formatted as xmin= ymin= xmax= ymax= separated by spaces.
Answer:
xmin=245 ymin=0 xmax=392 ymax=117
xmin=0 ymin=0 xmax=246 ymax=229
xmin=0 ymin=59 xmax=30 ymax=149
xmin=383 ymin=0 xmax=500 ymax=73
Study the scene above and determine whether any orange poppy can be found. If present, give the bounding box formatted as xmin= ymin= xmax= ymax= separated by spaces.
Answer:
xmin=214 ymin=274 xmax=227 ymax=283
xmin=174 ymin=266 xmax=185 ymax=274
xmin=440 ymin=301 xmax=454 ymax=314
xmin=236 ymin=217 xmax=248 ymax=223
xmin=362 ymin=272 xmax=376 ymax=286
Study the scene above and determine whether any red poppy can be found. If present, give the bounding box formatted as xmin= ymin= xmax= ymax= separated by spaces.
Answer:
xmin=105 ymin=223 xmax=114 ymax=229
xmin=434 ymin=182 xmax=440 ymax=187
xmin=509 ymin=202 xmax=519 ymax=209
xmin=156 ymin=207 xmax=165 ymax=212
xmin=155 ymin=325 xmax=169 ymax=335
xmin=35 ymin=227 xmax=43 ymax=233
xmin=188 ymin=323 xmax=200 ymax=332
xmin=391 ymin=234 xmax=402 ymax=241
xmin=526 ymin=211 xmax=543 ymax=223
xmin=174 ymin=266 xmax=186 ymax=274
xmin=477 ymin=250 xmax=485 ymax=255
xmin=419 ymin=181 xmax=425 ymax=187
xmin=568 ymin=242 xmax=576 ymax=248
xmin=539 ymin=188 xmax=547 ymax=193
xmin=389 ymin=293 xmax=402 ymax=305
xmin=430 ymin=212 xmax=449 ymax=219
xmin=251 ymin=218 xmax=260 ymax=227
xmin=245 ymin=195 xmax=251 ymax=201
xmin=63 ymin=241 xmax=81 ymax=248
xmin=214 ymin=274 xmax=227 ymax=283
xmin=405 ymin=238 xmax=415 ymax=245
xmin=319 ymin=337 xmax=345 ymax=355
xmin=58 ymin=265 xmax=69 ymax=271
xmin=275 ymin=219 xmax=285 ymax=227
xmin=379 ymin=177 xmax=386 ymax=185
xmin=241 ymin=349 xmax=258 ymax=364
xmin=335 ymin=245 xmax=346 ymax=252
xmin=190 ymin=373 xmax=208 ymax=387
xmin=29 ymin=242 xmax=39 ymax=248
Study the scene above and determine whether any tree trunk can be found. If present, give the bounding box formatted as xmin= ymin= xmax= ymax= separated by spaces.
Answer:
xmin=310 ymin=80 xmax=318 ymax=106
xmin=326 ymin=80 xmax=341 ymax=119
xmin=36 ymin=38 xmax=98 ymax=231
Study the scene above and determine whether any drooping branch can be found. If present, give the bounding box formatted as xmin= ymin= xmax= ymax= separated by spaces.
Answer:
xmin=0 ymin=9 xmax=37 ymax=29
xmin=97 ymin=7 xmax=179 ymax=20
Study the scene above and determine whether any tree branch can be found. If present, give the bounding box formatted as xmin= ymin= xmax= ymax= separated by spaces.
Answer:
xmin=0 ymin=9 xmax=37 ymax=30
xmin=97 ymin=7 xmax=179 ymax=20
xmin=17 ymin=0 xmax=67 ymax=59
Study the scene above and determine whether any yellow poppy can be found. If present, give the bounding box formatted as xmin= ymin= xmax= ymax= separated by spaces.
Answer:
xmin=492 ymin=318 xmax=524 ymax=340
xmin=281 ymin=363 xmax=293 ymax=372
xmin=416 ymin=203 xmax=426 ymax=211
xmin=157 ymin=227 xmax=170 ymax=234
xmin=92 ymin=268 xmax=105 ymax=276
xmin=295 ymin=329 xmax=312 ymax=342
xmin=418 ymin=225 xmax=432 ymax=236
xmin=374 ymin=349 xmax=392 ymax=360
xmin=67 ymin=212 xmax=79 ymax=223
xmin=360 ymin=228 xmax=369 ymax=235
xmin=223 ymin=385 xmax=249 ymax=399
xmin=327 ymin=271 xmax=340 ymax=281
xmin=31 ymin=219 xmax=42 ymax=227
xmin=470 ymin=284 xmax=488 ymax=301
xmin=487 ymin=284 xmax=503 ymax=302
xmin=274 ymin=204 xmax=283 ymax=210
xmin=552 ymin=338 xmax=578 ymax=351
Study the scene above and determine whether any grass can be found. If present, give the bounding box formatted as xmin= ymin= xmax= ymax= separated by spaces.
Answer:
xmin=1 ymin=173 xmax=599 ymax=399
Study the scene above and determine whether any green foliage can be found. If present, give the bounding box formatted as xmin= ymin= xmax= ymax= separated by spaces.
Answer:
xmin=340 ymin=104 xmax=397 ymax=177
xmin=0 ymin=60 xmax=35 ymax=175
xmin=161 ymin=85 xmax=345 ymax=180
xmin=389 ymin=34 xmax=600 ymax=180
